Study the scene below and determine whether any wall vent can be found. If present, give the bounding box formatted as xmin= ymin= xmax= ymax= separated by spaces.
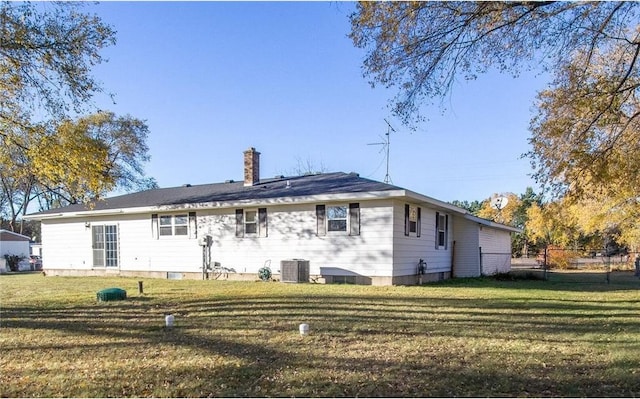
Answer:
xmin=167 ymin=272 xmax=183 ymax=280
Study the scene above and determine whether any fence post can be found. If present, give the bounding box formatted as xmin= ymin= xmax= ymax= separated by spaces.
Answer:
xmin=543 ymin=245 xmax=548 ymax=281
xmin=479 ymin=247 xmax=483 ymax=276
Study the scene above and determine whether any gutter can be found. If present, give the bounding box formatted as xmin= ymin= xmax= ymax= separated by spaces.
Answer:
xmin=463 ymin=214 xmax=523 ymax=233
xmin=403 ymin=190 xmax=469 ymax=214
xmin=23 ymin=190 xmax=409 ymax=221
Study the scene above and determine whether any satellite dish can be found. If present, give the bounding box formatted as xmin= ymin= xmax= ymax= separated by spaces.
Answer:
xmin=490 ymin=196 xmax=509 ymax=210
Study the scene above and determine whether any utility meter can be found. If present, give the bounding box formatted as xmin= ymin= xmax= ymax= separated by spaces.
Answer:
xmin=199 ymin=234 xmax=212 ymax=247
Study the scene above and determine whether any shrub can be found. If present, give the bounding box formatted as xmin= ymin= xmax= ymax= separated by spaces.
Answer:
xmin=494 ymin=271 xmax=545 ymax=281
xmin=546 ymin=246 xmax=580 ymax=269
xmin=4 ymin=254 xmax=24 ymax=272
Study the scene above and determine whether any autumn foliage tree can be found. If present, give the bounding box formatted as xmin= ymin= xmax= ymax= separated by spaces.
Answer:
xmin=0 ymin=2 xmax=114 ymax=121
xmin=350 ymin=2 xmax=640 ymax=250
xmin=33 ymin=112 xmax=157 ymax=207
xmin=0 ymin=2 xmax=155 ymax=232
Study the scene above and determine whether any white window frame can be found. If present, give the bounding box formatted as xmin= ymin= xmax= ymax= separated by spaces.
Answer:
xmin=244 ymin=209 xmax=258 ymax=236
xmin=437 ymin=213 xmax=447 ymax=248
xmin=409 ymin=205 xmax=418 ymax=234
xmin=327 ymin=205 xmax=348 ymax=233
xmin=159 ymin=214 xmax=189 ymax=237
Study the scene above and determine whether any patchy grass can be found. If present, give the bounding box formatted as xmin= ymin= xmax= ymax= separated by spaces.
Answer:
xmin=1 ymin=272 xmax=639 ymax=397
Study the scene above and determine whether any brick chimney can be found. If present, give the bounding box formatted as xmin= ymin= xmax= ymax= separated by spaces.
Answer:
xmin=243 ymin=147 xmax=260 ymax=186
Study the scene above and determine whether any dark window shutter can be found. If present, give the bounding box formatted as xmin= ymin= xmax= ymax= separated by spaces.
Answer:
xmin=445 ymin=214 xmax=449 ymax=250
xmin=435 ymin=212 xmax=440 ymax=249
xmin=258 ymin=208 xmax=268 ymax=237
xmin=316 ymin=205 xmax=326 ymax=236
xmin=417 ymin=207 xmax=421 ymax=237
xmin=188 ymin=211 xmax=197 ymax=239
xmin=151 ymin=214 xmax=158 ymax=239
xmin=404 ymin=204 xmax=410 ymax=236
xmin=235 ymin=209 xmax=244 ymax=238
xmin=349 ymin=203 xmax=360 ymax=236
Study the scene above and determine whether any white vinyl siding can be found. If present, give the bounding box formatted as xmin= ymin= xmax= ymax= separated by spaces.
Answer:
xmin=451 ymin=219 xmax=514 ymax=277
xmin=393 ymin=201 xmax=452 ymax=277
xmin=41 ymin=215 xmax=201 ymax=272
xmin=452 ymin=217 xmax=480 ymax=277
xmin=479 ymin=227 xmax=512 ymax=275
xmin=39 ymin=201 xmax=394 ymax=280
xmin=37 ymin=198 xmax=514 ymax=283
xmin=41 ymin=221 xmax=94 ymax=270
xmin=200 ymin=201 xmax=392 ymax=278
xmin=0 ymin=239 xmax=30 ymax=259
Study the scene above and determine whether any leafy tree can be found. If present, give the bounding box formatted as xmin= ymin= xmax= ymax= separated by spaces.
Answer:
xmin=32 ymin=112 xmax=157 ymax=206
xmin=349 ymin=2 xmax=639 ymax=126
xmin=525 ymin=198 xmax=600 ymax=253
xmin=0 ymin=3 xmax=156 ymax=231
xmin=0 ymin=1 xmax=115 ymax=125
xmin=350 ymin=2 xmax=639 ymax=250
xmin=1 ymin=1 xmax=115 ymax=228
xmin=512 ymin=187 xmax=544 ymax=257
xmin=477 ymin=193 xmax=520 ymax=226
xmin=528 ymin=42 xmax=640 ymax=199
xmin=515 ymin=187 xmax=543 ymax=227
xmin=0 ymin=219 xmax=39 ymax=242
xmin=0 ymin=122 xmax=39 ymax=233
xmin=567 ymin=193 xmax=639 ymax=253
xmin=0 ymin=112 xmax=157 ymax=229
xmin=449 ymin=199 xmax=482 ymax=215
xmin=528 ymin=44 xmax=640 ymax=250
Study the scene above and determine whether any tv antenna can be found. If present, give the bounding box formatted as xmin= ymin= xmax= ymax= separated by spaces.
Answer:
xmin=368 ymin=119 xmax=395 ymax=184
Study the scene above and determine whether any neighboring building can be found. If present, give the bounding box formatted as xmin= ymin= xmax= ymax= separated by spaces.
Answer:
xmin=0 ymin=230 xmax=31 ymax=273
xmin=24 ymin=148 xmax=521 ymax=285
xmin=0 ymin=229 xmax=31 ymax=258
xmin=30 ymin=243 xmax=43 ymax=258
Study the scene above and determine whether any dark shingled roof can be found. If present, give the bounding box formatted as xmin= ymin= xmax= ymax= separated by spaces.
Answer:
xmin=30 ymin=172 xmax=403 ymax=216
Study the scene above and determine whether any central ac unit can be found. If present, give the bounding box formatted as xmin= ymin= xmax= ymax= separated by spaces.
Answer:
xmin=280 ymin=259 xmax=310 ymax=283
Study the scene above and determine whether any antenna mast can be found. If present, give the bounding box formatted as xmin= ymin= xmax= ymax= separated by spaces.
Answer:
xmin=368 ymin=119 xmax=395 ymax=184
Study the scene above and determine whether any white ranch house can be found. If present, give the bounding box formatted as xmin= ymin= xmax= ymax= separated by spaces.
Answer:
xmin=25 ymin=148 xmax=520 ymax=285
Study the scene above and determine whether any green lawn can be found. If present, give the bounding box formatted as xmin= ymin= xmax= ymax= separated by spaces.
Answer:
xmin=1 ymin=272 xmax=639 ymax=397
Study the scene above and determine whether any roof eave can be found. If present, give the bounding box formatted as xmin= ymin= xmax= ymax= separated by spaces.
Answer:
xmin=463 ymin=214 xmax=523 ymax=233
xmin=0 ymin=229 xmax=31 ymax=240
xmin=403 ymin=190 xmax=469 ymax=214
xmin=24 ymin=190 xmax=409 ymax=220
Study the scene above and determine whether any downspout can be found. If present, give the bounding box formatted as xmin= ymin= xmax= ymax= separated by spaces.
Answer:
xmin=451 ymin=240 xmax=456 ymax=278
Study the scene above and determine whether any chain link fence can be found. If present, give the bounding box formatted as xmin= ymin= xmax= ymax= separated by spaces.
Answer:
xmin=480 ymin=252 xmax=512 ymax=275
xmin=510 ymin=249 xmax=640 ymax=284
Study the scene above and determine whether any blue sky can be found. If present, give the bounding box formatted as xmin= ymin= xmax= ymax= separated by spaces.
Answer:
xmin=88 ymin=1 xmax=548 ymax=203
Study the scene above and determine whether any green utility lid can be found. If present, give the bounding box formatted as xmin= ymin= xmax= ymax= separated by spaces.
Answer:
xmin=97 ymin=287 xmax=127 ymax=302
